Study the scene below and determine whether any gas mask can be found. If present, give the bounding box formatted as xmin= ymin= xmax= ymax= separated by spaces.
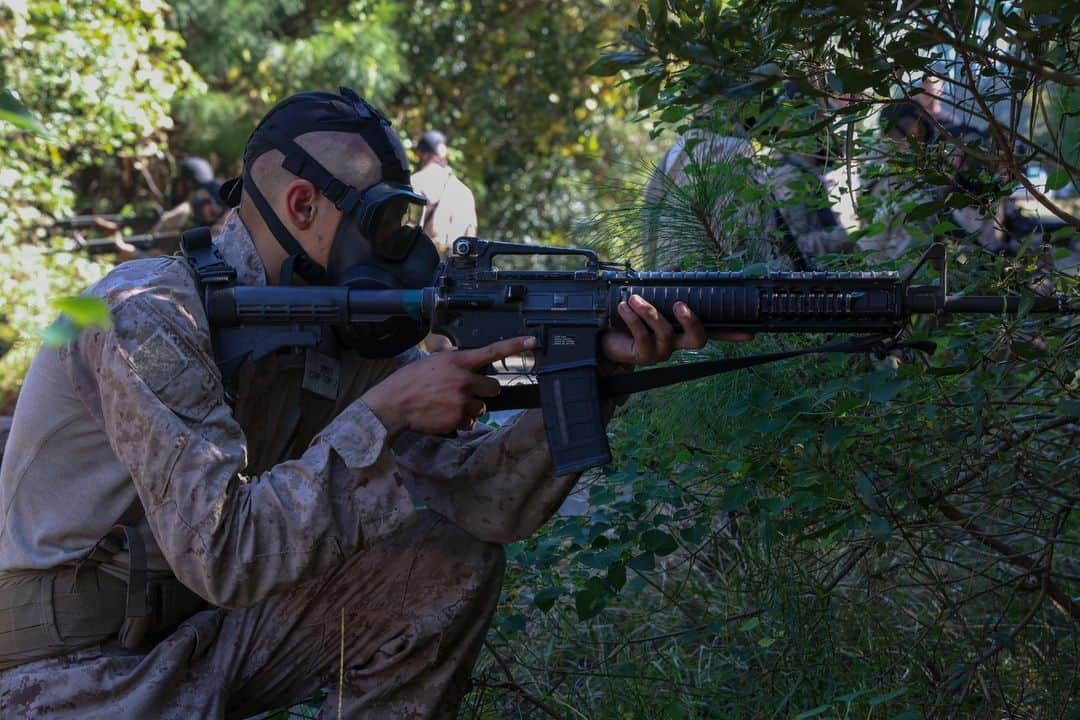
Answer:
xmin=320 ymin=180 xmax=440 ymax=355
xmin=221 ymin=87 xmax=438 ymax=356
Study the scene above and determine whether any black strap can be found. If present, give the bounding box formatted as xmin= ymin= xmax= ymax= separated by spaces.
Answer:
xmin=485 ymin=336 xmax=937 ymax=411
xmin=180 ymin=227 xmax=238 ymax=286
xmin=113 ymin=525 xmax=149 ymax=618
xmin=337 ymin=86 xmax=407 ymax=183
xmin=240 ymin=164 xmax=327 ymax=285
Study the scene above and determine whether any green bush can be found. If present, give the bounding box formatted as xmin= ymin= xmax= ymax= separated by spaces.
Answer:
xmin=0 ymin=0 xmax=197 ymax=411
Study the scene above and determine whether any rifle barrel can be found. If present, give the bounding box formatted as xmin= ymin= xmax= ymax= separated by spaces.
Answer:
xmin=907 ymin=294 xmax=1078 ymax=314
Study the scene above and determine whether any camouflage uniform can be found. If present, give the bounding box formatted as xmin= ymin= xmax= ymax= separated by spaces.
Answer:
xmin=0 ymin=213 xmax=578 ymax=717
xmin=642 ymin=130 xmax=849 ymax=269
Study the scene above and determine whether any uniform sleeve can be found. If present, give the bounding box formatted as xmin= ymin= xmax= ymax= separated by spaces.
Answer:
xmin=391 ymin=410 xmax=579 ymax=544
xmin=64 ymin=267 xmax=415 ymax=608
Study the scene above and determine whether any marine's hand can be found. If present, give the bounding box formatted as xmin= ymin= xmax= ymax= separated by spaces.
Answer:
xmin=362 ymin=336 xmax=537 ymax=438
xmin=600 ymin=295 xmax=752 ymax=366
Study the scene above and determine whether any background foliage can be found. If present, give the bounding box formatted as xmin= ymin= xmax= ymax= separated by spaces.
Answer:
xmin=1 ymin=1 xmax=1078 ymax=718
xmin=465 ymin=1 xmax=1080 ymax=718
xmin=0 ymin=0 xmax=653 ymax=411
xmin=0 ymin=0 xmax=196 ymax=408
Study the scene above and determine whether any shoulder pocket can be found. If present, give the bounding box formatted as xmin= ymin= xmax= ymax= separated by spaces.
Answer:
xmin=128 ymin=322 xmax=221 ymax=423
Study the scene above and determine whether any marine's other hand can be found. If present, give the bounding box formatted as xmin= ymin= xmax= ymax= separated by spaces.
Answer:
xmin=600 ymin=295 xmax=753 ymax=366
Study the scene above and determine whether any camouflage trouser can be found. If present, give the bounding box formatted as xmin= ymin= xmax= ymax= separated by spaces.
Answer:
xmin=0 ymin=511 xmax=505 ymax=719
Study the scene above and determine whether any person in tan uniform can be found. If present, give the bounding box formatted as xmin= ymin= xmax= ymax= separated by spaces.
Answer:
xmin=410 ymin=130 xmax=478 ymax=258
xmin=411 ymin=130 xmax=478 ymax=352
xmin=0 ymin=88 xmax=737 ymax=718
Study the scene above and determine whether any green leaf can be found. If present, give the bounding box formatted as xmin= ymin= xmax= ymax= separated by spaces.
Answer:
xmin=721 ymin=486 xmax=752 ymax=511
xmin=869 ymin=515 xmax=892 ymax=539
xmin=579 ymin=548 xmax=620 ymax=569
xmin=1056 ymin=399 xmax=1080 ymax=417
xmin=836 ymin=688 xmax=869 ymax=703
xmin=587 ymin=51 xmax=647 ymax=76
xmin=852 ymin=371 xmax=908 ymax=403
xmin=574 ymin=578 xmax=609 ymax=620
xmin=648 ymin=0 xmax=667 ymax=25
xmin=0 ymin=89 xmax=56 ymax=140
xmin=794 ymin=705 xmax=830 ymax=720
xmin=1046 ymin=169 xmax=1070 ymax=191
xmin=725 ymin=400 xmax=749 ymax=417
xmin=51 ymin=297 xmax=113 ymax=329
xmin=628 ymin=552 xmax=655 ymax=571
xmin=868 ymin=686 xmax=908 ymax=705
xmin=605 ymin=561 xmax=627 ymax=592
xmin=928 ymin=365 xmax=966 ymax=377
xmin=679 ymin=522 xmax=709 ymax=544
xmin=823 ymin=425 xmax=847 ymax=450
xmin=40 ymin=316 xmax=81 ymax=347
xmin=889 ymin=712 xmax=920 ymax=720
xmin=659 ymin=105 xmax=691 ymax=123
xmin=791 ymin=490 xmax=827 ymax=511
xmin=637 ymin=74 xmax=662 ymax=109
xmin=499 ymin=613 xmax=527 ymax=633
xmin=533 ymin=586 xmax=563 ymax=612
xmin=640 ymin=529 xmax=679 ymax=556
xmin=738 ymin=616 xmax=761 ymax=631
xmin=835 ymin=66 xmax=875 ymax=93
xmin=1010 ymin=339 xmax=1047 ymax=359
xmin=906 ymin=200 xmax=945 ymax=222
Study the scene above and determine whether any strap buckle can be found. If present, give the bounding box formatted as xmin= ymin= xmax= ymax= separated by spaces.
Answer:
xmin=181 ymin=227 xmax=237 ymax=287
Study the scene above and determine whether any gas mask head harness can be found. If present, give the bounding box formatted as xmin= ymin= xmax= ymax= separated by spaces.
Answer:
xmin=220 ymin=87 xmax=438 ymax=355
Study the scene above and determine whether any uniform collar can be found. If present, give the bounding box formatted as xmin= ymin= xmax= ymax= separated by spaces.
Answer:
xmin=212 ymin=211 xmax=269 ymax=286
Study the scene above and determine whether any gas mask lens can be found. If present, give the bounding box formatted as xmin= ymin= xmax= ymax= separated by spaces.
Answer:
xmin=371 ymin=196 xmax=425 ymax=262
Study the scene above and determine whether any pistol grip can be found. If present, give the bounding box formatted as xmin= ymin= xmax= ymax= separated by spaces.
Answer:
xmin=538 ymin=365 xmax=611 ymax=475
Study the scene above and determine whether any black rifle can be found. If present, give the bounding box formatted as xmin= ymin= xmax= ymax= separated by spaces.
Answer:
xmin=195 ymin=238 xmax=1078 ymax=474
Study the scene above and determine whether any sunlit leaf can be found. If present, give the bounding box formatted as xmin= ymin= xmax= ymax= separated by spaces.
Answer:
xmin=0 ymin=89 xmax=56 ymax=140
xmin=50 ymin=296 xmax=112 ymax=329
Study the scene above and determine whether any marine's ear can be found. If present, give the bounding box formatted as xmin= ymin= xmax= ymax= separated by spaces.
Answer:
xmin=282 ymin=179 xmax=320 ymax=230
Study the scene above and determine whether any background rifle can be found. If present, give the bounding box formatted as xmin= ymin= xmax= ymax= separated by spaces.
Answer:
xmin=195 ymin=238 xmax=1078 ymax=475
xmin=75 ymin=232 xmax=182 ymax=257
xmin=52 ymin=212 xmax=160 ymax=234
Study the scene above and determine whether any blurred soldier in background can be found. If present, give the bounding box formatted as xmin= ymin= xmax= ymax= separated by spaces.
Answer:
xmin=46 ymin=158 xmax=229 ymax=258
xmin=410 ymin=130 xmax=478 ymax=258
xmin=411 ymin=130 xmax=478 ymax=351
xmin=856 ymin=101 xmax=939 ymax=260
xmin=938 ymin=123 xmax=1013 ymax=254
xmin=152 ymin=156 xmax=230 ymax=236
xmin=642 ymin=126 xmax=848 ymax=271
